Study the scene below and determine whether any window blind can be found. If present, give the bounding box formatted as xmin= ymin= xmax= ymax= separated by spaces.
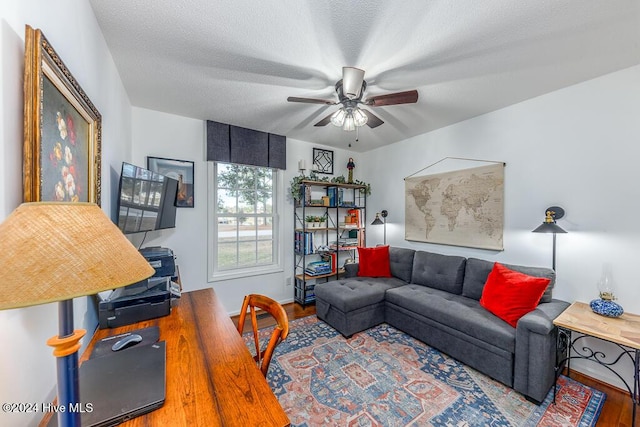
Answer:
xmin=206 ymin=120 xmax=286 ymax=170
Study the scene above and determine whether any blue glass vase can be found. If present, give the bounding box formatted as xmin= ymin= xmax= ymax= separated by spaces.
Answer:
xmin=590 ymin=298 xmax=624 ymax=317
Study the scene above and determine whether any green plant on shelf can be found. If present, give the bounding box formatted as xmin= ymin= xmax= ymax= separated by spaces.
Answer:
xmin=304 ymin=215 xmax=327 ymax=228
xmin=290 ymin=173 xmax=371 ymax=202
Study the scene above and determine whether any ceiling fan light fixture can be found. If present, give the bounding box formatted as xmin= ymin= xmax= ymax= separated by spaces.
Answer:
xmin=352 ymin=108 xmax=368 ymax=127
xmin=330 ymin=108 xmax=347 ymax=127
xmin=289 ymin=66 xmax=418 ymax=131
xmin=343 ymin=114 xmax=356 ymax=131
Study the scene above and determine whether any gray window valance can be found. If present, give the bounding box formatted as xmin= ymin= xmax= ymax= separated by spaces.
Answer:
xmin=206 ymin=120 xmax=286 ymax=170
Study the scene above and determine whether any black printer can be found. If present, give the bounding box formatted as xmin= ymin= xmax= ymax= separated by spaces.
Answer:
xmin=97 ymin=247 xmax=179 ymax=329
xmin=98 ymin=277 xmax=171 ymax=329
xmin=139 ymin=246 xmax=176 ymax=278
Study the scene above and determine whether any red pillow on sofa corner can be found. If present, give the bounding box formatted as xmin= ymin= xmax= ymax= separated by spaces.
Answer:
xmin=357 ymin=245 xmax=392 ymax=278
xmin=479 ymin=262 xmax=550 ymax=328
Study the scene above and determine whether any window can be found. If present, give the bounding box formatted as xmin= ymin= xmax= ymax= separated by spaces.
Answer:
xmin=209 ymin=162 xmax=282 ymax=280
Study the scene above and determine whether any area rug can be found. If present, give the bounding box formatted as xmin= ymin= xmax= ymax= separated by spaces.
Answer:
xmin=246 ymin=316 xmax=605 ymax=427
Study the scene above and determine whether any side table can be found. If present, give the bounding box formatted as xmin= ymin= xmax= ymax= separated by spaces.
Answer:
xmin=553 ymin=301 xmax=640 ymax=426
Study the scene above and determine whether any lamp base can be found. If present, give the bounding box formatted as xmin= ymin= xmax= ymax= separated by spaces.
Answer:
xmin=590 ymin=298 xmax=624 ymax=318
xmin=46 ymin=329 xmax=86 ymax=357
xmin=47 ymin=329 xmax=86 ymax=427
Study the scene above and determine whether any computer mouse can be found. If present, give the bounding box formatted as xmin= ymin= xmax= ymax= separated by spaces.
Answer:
xmin=111 ymin=333 xmax=143 ymax=352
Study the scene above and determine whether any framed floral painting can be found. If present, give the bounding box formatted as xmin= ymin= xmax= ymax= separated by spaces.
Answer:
xmin=23 ymin=25 xmax=102 ymax=205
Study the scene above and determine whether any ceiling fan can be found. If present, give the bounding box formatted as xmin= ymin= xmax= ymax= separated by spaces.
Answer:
xmin=287 ymin=67 xmax=418 ymax=131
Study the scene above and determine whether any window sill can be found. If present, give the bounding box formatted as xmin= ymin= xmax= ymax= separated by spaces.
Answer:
xmin=209 ymin=265 xmax=284 ymax=282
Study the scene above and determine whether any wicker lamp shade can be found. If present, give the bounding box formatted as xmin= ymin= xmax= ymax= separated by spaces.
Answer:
xmin=0 ymin=202 xmax=155 ymax=310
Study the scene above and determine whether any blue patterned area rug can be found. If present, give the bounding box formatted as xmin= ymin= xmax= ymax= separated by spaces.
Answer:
xmin=247 ymin=316 xmax=605 ymax=427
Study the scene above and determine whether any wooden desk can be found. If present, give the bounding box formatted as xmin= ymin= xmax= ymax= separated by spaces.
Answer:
xmin=42 ymin=288 xmax=290 ymax=427
xmin=554 ymin=301 xmax=640 ymax=426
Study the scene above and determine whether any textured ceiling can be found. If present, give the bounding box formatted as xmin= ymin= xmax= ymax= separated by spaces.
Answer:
xmin=89 ymin=0 xmax=640 ymax=152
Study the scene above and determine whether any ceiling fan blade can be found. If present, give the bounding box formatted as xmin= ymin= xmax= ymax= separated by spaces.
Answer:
xmin=287 ymin=96 xmax=335 ymax=105
xmin=342 ymin=67 xmax=365 ymax=99
xmin=366 ymin=90 xmax=419 ymax=107
xmin=361 ymin=109 xmax=384 ymax=128
xmin=314 ymin=112 xmax=334 ymax=127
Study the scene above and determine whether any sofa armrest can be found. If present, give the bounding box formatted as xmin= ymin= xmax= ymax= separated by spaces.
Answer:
xmin=517 ymin=299 xmax=570 ymax=334
xmin=344 ymin=262 xmax=359 ymax=278
xmin=513 ymin=299 xmax=570 ymax=403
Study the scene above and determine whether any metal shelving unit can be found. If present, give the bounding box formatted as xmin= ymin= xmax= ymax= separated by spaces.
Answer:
xmin=293 ymin=180 xmax=367 ymax=305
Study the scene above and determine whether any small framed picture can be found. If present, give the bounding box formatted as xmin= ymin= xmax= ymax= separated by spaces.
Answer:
xmin=313 ymin=148 xmax=334 ymax=174
xmin=147 ymin=157 xmax=195 ymax=207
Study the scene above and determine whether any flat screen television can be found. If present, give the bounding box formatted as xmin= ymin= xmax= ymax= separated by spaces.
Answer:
xmin=116 ymin=162 xmax=178 ymax=234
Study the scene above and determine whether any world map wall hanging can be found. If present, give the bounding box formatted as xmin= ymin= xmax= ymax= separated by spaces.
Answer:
xmin=404 ymin=162 xmax=504 ymax=250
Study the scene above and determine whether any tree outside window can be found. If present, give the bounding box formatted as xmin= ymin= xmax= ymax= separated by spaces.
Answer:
xmin=214 ymin=162 xmax=277 ymax=272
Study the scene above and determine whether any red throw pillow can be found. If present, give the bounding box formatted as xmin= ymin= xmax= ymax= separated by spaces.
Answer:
xmin=357 ymin=246 xmax=392 ymax=278
xmin=479 ymin=263 xmax=550 ymax=328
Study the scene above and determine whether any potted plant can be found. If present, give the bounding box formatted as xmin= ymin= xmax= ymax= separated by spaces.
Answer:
xmin=318 ymin=214 xmax=328 ymax=228
xmin=290 ymin=174 xmax=372 ymax=202
xmin=291 ymin=175 xmax=305 ymax=204
xmin=305 ymin=215 xmax=316 ymax=228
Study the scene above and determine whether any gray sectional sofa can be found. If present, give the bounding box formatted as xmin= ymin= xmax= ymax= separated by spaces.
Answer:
xmin=314 ymin=246 xmax=570 ymax=403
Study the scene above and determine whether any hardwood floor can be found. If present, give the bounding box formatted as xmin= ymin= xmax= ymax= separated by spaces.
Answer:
xmin=568 ymin=369 xmax=639 ymax=427
xmin=232 ymin=302 xmax=638 ymax=426
xmin=232 ymin=300 xmax=316 ymax=334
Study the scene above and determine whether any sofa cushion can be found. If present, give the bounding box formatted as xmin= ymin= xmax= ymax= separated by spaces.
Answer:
xmin=389 ymin=247 xmax=416 ymax=283
xmin=462 ymin=258 xmax=556 ymax=303
xmin=385 ymin=284 xmax=516 ymax=353
xmin=357 ymin=245 xmax=392 ymax=278
xmin=480 ymin=263 xmax=550 ymax=328
xmin=410 ymin=251 xmax=466 ymax=294
xmin=314 ymin=278 xmax=405 ymax=312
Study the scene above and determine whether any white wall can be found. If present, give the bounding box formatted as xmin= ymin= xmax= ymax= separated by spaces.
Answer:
xmin=131 ymin=107 xmax=359 ymax=314
xmin=362 ymin=64 xmax=640 ymax=389
xmin=0 ymin=1 xmax=134 ymax=425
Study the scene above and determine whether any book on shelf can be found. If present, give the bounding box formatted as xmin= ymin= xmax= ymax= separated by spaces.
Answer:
xmin=304 ymin=260 xmax=332 ymax=276
xmin=327 ymin=187 xmax=337 ymax=206
xmin=321 ymin=252 xmax=337 ymax=273
xmin=347 ymin=208 xmax=361 ymax=227
xmin=340 ymin=222 xmax=358 ymax=228
xmin=295 ymin=278 xmax=315 ymax=290
xmin=294 ymin=281 xmax=315 ymax=303
xmin=329 ymin=238 xmax=358 ymax=249
xmin=296 ymin=293 xmax=316 ymax=304
xmin=294 ymin=231 xmax=314 ymax=255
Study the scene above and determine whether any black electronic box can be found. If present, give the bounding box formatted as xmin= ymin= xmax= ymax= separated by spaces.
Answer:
xmin=139 ymin=246 xmax=176 ymax=278
xmin=98 ymin=277 xmax=171 ymax=329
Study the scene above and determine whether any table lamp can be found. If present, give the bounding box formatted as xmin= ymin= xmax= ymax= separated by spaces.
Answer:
xmin=371 ymin=209 xmax=388 ymax=245
xmin=532 ymin=206 xmax=567 ymax=271
xmin=0 ymin=202 xmax=155 ymax=427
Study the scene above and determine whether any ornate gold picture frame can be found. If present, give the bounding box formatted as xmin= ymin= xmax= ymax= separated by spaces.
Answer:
xmin=23 ymin=25 xmax=102 ymax=205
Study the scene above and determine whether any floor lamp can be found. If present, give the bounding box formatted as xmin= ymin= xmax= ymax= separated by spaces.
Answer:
xmin=532 ymin=206 xmax=567 ymax=271
xmin=371 ymin=209 xmax=388 ymax=245
xmin=0 ymin=203 xmax=154 ymax=427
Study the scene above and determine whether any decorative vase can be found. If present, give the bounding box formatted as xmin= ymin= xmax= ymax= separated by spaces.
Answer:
xmin=590 ymin=263 xmax=624 ymax=318
xmin=590 ymin=298 xmax=624 ymax=317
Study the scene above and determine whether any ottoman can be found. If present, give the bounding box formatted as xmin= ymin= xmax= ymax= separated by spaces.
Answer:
xmin=314 ymin=277 xmax=404 ymax=337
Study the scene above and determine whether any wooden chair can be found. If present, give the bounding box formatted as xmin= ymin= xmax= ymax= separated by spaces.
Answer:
xmin=237 ymin=294 xmax=289 ymax=377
